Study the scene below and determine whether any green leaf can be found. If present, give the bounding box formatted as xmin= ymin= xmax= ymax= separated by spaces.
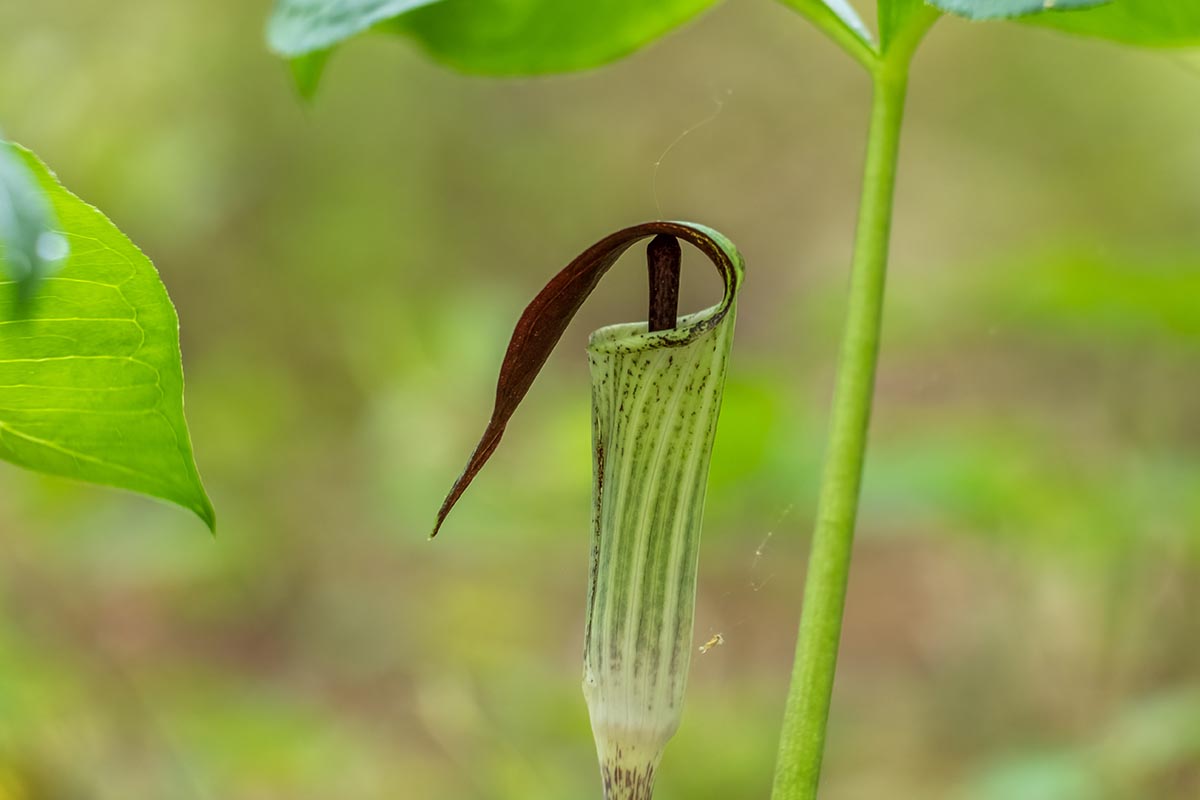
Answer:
xmin=928 ymin=0 xmax=1200 ymax=46
xmin=0 ymin=137 xmax=69 ymax=305
xmin=391 ymin=0 xmax=722 ymax=74
xmin=1027 ymin=1 xmax=1200 ymax=46
xmin=268 ymin=0 xmax=721 ymax=90
xmin=0 ymin=145 xmax=214 ymax=530
xmin=266 ymin=0 xmax=444 ymax=56
xmin=928 ymin=0 xmax=1106 ymax=21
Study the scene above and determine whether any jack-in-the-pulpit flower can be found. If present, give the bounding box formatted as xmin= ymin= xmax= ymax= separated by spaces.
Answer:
xmin=434 ymin=221 xmax=744 ymax=800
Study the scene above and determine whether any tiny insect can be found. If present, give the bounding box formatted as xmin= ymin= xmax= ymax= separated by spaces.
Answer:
xmin=698 ymin=633 xmax=724 ymax=654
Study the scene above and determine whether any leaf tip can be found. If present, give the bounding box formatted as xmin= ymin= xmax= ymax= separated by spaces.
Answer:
xmin=429 ymin=473 xmax=466 ymax=539
xmin=289 ymin=49 xmax=332 ymax=101
xmin=190 ymin=490 xmax=217 ymax=535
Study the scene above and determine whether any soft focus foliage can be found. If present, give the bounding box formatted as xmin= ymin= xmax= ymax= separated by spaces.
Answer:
xmin=269 ymin=0 xmax=722 ymax=95
xmin=928 ymin=0 xmax=1106 ymax=20
xmin=267 ymin=0 xmax=442 ymax=56
xmin=1 ymin=0 xmax=1199 ymax=798
xmin=1027 ymin=0 xmax=1200 ymax=46
xmin=388 ymin=0 xmax=721 ymax=74
xmin=935 ymin=0 xmax=1200 ymax=46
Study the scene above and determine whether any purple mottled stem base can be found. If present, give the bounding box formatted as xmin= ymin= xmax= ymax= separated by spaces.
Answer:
xmin=601 ymin=757 xmax=657 ymax=800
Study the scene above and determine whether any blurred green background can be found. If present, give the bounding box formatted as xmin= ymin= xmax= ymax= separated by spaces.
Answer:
xmin=1 ymin=1 xmax=1199 ymax=798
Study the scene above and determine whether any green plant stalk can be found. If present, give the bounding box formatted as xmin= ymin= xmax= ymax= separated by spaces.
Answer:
xmin=769 ymin=61 xmax=910 ymax=800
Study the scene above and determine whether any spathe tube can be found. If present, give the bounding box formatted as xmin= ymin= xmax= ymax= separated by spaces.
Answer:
xmin=434 ymin=220 xmax=745 ymax=800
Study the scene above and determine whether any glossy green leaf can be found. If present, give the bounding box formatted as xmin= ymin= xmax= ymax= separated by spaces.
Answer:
xmin=0 ymin=138 xmax=69 ymax=304
xmin=391 ymin=0 xmax=725 ymax=74
xmin=266 ymin=0 xmax=444 ymax=56
xmin=928 ymin=0 xmax=1106 ymax=21
xmin=929 ymin=0 xmax=1200 ymax=46
xmin=269 ymin=0 xmax=721 ymax=89
xmin=0 ymin=145 xmax=214 ymax=530
xmin=1027 ymin=1 xmax=1200 ymax=46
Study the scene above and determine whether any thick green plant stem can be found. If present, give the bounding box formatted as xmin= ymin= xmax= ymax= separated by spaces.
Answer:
xmin=769 ymin=66 xmax=909 ymax=800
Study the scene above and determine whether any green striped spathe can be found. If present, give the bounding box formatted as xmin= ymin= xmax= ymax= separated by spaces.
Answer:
xmin=428 ymin=221 xmax=745 ymax=799
xmin=583 ymin=252 xmax=742 ymax=800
